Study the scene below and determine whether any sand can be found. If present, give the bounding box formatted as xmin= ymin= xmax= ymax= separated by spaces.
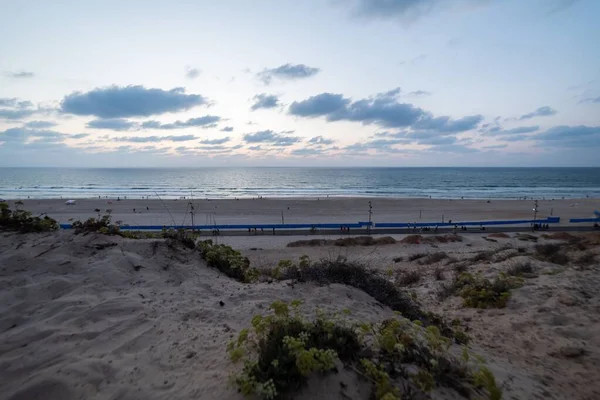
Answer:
xmin=9 ymin=197 xmax=600 ymax=227
xmin=1 ymin=228 xmax=600 ymax=399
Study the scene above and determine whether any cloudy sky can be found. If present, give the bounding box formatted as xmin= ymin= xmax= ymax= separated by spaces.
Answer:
xmin=1 ymin=0 xmax=599 ymax=167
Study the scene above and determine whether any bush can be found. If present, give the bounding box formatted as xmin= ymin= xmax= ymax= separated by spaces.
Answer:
xmin=434 ymin=267 xmax=445 ymax=281
xmin=198 ymin=240 xmax=259 ymax=283
xmin=576 ymin=252 xmax=596 ymax=266
xmin=454 ymin=273 xmax=522 ymax=309
xmin=469 ymin=251 xmax=494 ymax=263
xmin=228 ymin=300 xmax=361 ymax=399
xmin=419 ymin=252 xmax=448 ymax=265
xmin=72 ymin=214 xmax=120 ymax=235
xmin=281 ymin=259 xmax=454 ymax=338
xmin=229 ymin=301 xmax=500 ymax=400
xmin=506 ymin=260 xmax=534 ymax=277
xmin=395 ymin=269 xmax=422 ymax=286
xmin=535 ymin=243 xmax=569 ymax=265
xmin=0 ymin=202 xmax=59 ymax=233
xmin=408 ymin=253 xmax=428 ymax=262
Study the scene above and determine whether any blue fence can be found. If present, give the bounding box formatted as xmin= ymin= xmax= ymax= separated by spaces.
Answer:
xmin=569 ymin=218 xmax=600 ymax=223
xmin=59 ymin=216 xmax=565 ymax=231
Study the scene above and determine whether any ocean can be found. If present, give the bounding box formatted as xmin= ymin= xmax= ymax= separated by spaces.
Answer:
xmin=0 ymin=167 xmax=599 ymax=200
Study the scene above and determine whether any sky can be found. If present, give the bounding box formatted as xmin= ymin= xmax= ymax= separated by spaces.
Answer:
xmin=1 ymin=0 xmax=599 ymax=167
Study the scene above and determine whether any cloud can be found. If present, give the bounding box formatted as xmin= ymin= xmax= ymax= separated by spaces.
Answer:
xmin=5 ymin=71 xmax=35 ymax=78
xmin=407 ymin=90 xmax=432 ymax=96
xmin=200 ymin=137 xmax=230 ymax=145
xmin=483 ymin=125 xmax=540 ymax=135
xmin=251 ymin=94 xmax=280 ymax=110
xmin=257 ymin=63 xmax=320 ymax=85
xmin=412 ymin=114 xmax=483 ymax=133
xmin=534 ymin=125 xmax=600 ymax=147
xmin=519 ymin=106 xmax=557 ymax=120
xmin=60 ymin=85 xmax=207 ymax=118
xmin=0 ymin=97 xmax=38 ymax=120
xmin=113 ymin=135 xmax=198 ymax=143
xmin=0 ymin=127 xmax=88 ymax=145
xmin=427 ymin=144 xmax=479 ymax=154
xmin=70 ymin=133 xmax=90 ymax=139
xmin=308 ymin=136 xmax=335 ymax=145
xmin=483 ymin=144 xmax=508 ymax=149
xmin=185 ymin=66 xmax=200 ymax=79
xmin=87 ymin=118 xmax=138 ymax=131
xmin=348 ymin=0 xmax=488 ymax=23
xmin=548 ymin=0 xmax=582 ymax=14
xmin=23 ymin=120 xmax=58 ymax=128
xmin=290 ymin=88 xmax=481 ymax=132
xmin=290 ymin=148 xmax=327 ymax=156
xmin=243 ymin=130 xmax=301 ymax=147
xmin=221 ymin=126 xmax=234 ymax=132
xmin=141 ymin=115 xmax=221 ymax=130
xmin=399 ymin=54 xmax=428 ymax=66
xmin=579 ymin=96 xmax=600 ymax=104
xmin=248 ymin=145 xmax=263 ymax=151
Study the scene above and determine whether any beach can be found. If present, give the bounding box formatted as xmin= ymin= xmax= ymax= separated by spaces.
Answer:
xmin=13 ymin=197 xmax=600 ymax=227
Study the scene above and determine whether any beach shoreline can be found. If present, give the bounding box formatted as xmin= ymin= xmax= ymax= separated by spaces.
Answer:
xmin=4 ymin=197 xmax=598 ymax=227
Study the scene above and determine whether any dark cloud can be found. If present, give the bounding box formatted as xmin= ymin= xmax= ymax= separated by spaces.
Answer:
xmin=251 ymin=94 xmax=280 ymax=110
xmin=290 ymin=88 xmax=481 ymax=132
xmin=519 ymin=106 xmax=557 ymax=120
xmin=534 ymin=125 xmax=600 ymax=147
xmin=70 ymin=133 xmax=90 ymax=139
xmin=349 ymin=0 xmax=488 ymax=23
xmin=407 ymin=90 xmax=432 ymax=96
xmin=288 ymin=93 xmax=350 ymax=117
xmin=5 ymin=71 xmax=35 ymax=78
xmin=412 ymin=114 xmax=483 ymax=133
xmin=185 ymin=67 xmax=200 ymax=79
xmin=23 ymin=120 xmax=58 ymax=128
xmin=114 ymin=135 xmax=198 ymax=143
xmin=141 ymin=115 xmax=221 ymax=130
xmin=483 ymin=125 xmax=540 ymax=135
xmin=291 ymin=148 xmax=327 ymax=156
xmin=200 ymin=137 xmax=230 ymax=145
xmin=427 ymin=144 xmax=479 ymax=154
xmin=243 ymin=130 xmax=301 ymax=147
xmin=0 ymin=127 xmax=85 ymax=145
xmin=308 ymin=136 xmax=335 ymax=145
xmin=60 ymin=85 xmax=207 ymax=118
xmin=257 ymin=64 xmax=320 ymax=85
xmin=0 ymin=97 xmax=37 ymax=120
xmin=248 ymin=145 xmax=263 ymax=151
xmin=548 ymin=0 xmax=582 ymax=14
xmin=221 ymin=126 xmax=234 ymax=132
xmin=579 ymin=96 xmax=600 ymax=104
xmin=87 ymin=118 xmax=138 ymax=131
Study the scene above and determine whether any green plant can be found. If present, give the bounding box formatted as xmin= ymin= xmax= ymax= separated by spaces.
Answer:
xmin=534 ymin=243 xmax=569 ymax=265
xmin=72 ymin=214 xmax=119 ymax=234
xmin=229 ymin=301 xmax=361 ymax=399
xmin=455 ymin=272 xmax=522 ymax=309
xmin=0 ymin=202 xmax=59 ymax=233
xmin=434 ymin=266 xmax=445 ymax=280
xmin=198 ymin=240 xmax=259 ymax=283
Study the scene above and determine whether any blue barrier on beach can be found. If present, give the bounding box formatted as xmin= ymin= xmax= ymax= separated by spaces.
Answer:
xmin=374 ymin=216 xmax=560 ymax=228
xmin=594 ymin=210 xmax=600 ymax=217
xmin=569 ymin=218 xmax=600 ymax=223
xmin=58 ymin=217 xmax=563 ymax=231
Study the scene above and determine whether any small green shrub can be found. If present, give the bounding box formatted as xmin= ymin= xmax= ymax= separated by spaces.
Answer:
xmin=72 ymin=214 xmax=120 ymax=234
xmin=469 ymin=251 xmax=494 ymax=263
xmin=0 ymin=202 xmax=59 ymax=233
xmin=198 ymin=240 xmax=259 ymax=283
xmin=455 ymin=272 xmax=522 ymax=309
xmin=434 ymin=266 xmax=445 ymax=281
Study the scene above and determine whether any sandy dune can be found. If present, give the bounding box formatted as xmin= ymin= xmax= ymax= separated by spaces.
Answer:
xmin=1 ymin=230 xmax=599 ymax=399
